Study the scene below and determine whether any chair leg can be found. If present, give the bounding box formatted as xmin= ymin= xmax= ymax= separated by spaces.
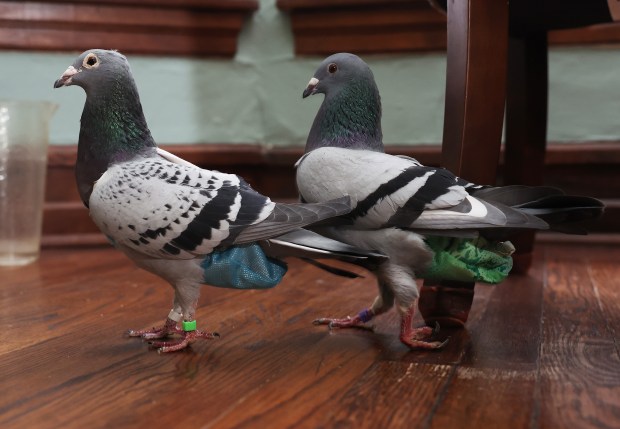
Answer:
xmin=440 ymin=0 xmax=508 ymax=184
xmin=504 ymin=31 xmax=549 ymax=274
xmin=419 ymin=0 xmax=509 ymax=328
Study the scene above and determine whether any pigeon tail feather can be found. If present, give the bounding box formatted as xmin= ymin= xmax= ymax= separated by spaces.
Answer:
xmin=232 ymin=197 xmax=353 ymax=244
xmin=260 ymin=228 xmax=387 ymax=274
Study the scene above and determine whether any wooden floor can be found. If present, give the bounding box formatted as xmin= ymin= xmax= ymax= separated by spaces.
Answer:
xmin=1 ymin=240 xmax=619 ymax=429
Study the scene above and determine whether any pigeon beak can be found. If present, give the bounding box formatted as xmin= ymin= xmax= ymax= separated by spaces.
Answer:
xmin=302 ymin=77 xmax=319 ymax=98
xmin=54 ymin=66 xmax=79 ymax=88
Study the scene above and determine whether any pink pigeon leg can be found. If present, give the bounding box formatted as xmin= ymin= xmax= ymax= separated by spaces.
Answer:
xmin=399 ymin=303 xmax=448 ymax=350
xmin=127 ymin=317 xmax=182 ymax=340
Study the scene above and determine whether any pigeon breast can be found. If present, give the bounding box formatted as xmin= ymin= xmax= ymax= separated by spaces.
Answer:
xmin=89 ymin=157 xmax=274 ymax=259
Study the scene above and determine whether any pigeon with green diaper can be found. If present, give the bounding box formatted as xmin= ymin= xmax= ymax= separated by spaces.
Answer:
xmin=297 ymin=53 xmax=604 ymax=350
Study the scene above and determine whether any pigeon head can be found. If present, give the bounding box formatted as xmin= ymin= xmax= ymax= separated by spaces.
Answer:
xmin=53 ymin=49 xmax=132 ymax=92
xmin=303 ymin=53 xmax=376 ymax=98
xmin=303 ymin=53 xmax=383 ymax=153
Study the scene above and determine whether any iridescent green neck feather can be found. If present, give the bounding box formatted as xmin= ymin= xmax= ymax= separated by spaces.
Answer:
xmin=76 ymin=74 xmax=156 ymax=205
xmin=305 ymin=78 xmax=383 ymax=153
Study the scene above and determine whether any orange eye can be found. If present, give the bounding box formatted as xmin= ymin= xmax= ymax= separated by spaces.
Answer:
xmin=83 ymin=53 xmax=99 ymax=68
xmin=328 ymin=63 xmax=338 ymax=73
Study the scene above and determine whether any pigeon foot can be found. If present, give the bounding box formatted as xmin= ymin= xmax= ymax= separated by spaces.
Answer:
xmin=400 ymin=304 xmax=448 ymax=350
xmin=400 ymin=322 xmax=448 ymax=350
xmin=313 ymin=308 xmax=375 ymax=331
xmin=127 ymin=317 xmax=181 ymax=340
xmin=149 ymin=329 xmax=220 ymax=353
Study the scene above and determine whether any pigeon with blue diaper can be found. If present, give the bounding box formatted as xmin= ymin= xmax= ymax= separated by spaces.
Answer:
xmin=53 ymin=49 xmax=386 ymax=353
xmin=297 ymin=53 xmax=604 ymax=349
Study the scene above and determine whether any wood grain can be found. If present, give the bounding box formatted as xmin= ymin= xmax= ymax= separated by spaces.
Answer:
xmin=0 ymin=0 xmax=258 ymax=56
xmin=429 ymin=266 xmax=544 ymax=429
xmin=538 ymin=245 xmax=620 ymax=429
xmin=1 ymin=242 xmax=619 ymax=428
xmin=278 ymin=0 xmax=620 ymax=55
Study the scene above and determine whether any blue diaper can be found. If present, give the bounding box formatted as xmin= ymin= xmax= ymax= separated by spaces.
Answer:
xmin=200 ymin=243 xmax=287 ymax=289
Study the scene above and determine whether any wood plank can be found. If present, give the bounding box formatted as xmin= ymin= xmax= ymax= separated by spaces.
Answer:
xmin=538 ymin=244 xmax=620 ymax=429
xmin=440 ymin=0 xmax=508 ymax=185
xmin=428 ymin=251 xmax=545 ymax=429
xmin=294 ymin=30 xmax=448 ymax=55
xmin=41 ymin=0 xmax=259 ymax=10
xmin=0 ymin=2 xmax=244 ymax=30
xmin=0 ymin=248 xmax=159 ymax=353
xmin=43 ymin=201 xmax=98 ymax=236
xmin=46 ymin=141 xmax=620 ymax=170
xmin=1 ymin=243 xmax=620 ymax=428
xmin=314 ymin=361 xmax=454 ymax=429
xmin=0 ymin=28 xmax=238 ymax=57
xmin=549 ymin=23 xmax=620 ymax=45
xmin=277 ymin=0 xmax=419 ymax=11
xmin=0 ymin=250 xmax=385 ymax=428
xmin=0 ymin=0 xmax=257 ymax=56
xmin=280 ymin=0 xmax=620 ymax=55
xmin=290 ymin=7 xmax=444 ymax=29
xmin=294 ymin=275 xmax=499 ymax=428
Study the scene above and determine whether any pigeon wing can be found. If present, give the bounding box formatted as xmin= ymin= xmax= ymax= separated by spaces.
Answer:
xmin=296 ymin=147 xmax=548 ymax=232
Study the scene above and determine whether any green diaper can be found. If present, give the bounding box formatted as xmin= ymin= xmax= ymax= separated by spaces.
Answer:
xmin=421 ymin=236 xmax=515 ymax=284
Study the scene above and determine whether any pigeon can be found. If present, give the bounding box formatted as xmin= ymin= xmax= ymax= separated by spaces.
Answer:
xmin=297 ymin=53 xmax=604 ymax=349
xmin=53 ymin=49 xmax=387 ymax=353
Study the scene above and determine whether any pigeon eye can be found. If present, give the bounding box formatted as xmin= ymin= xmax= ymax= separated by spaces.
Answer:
xmin=328 ymin=63 xmax=338 ymax=74
xmin=83 ymin=54 xmax=99 ymax=68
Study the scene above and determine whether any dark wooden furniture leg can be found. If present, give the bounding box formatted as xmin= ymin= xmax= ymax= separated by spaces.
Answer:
xmin=419 ymin=0 xmax=509 ymax=328
xmin=504 ymin=31 xmax=549 ymax=274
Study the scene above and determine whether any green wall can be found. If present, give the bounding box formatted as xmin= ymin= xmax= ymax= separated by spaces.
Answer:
xmin=0 ymin=0 xmax=618 ymax=147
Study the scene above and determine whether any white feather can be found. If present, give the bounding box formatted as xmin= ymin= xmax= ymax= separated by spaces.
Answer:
xmin=297 ymin=147 xmax=419 ymax=208
xmin=156 ymin=147 xmax=198 ymax=168
xmin=90 ymin=158 xmax=244 ymax=259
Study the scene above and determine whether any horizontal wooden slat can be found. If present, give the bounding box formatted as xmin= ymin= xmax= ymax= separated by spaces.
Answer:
xmin=549 ymin=23 xmax=620 ymax=45
xmin=290 ymin=7 xmax=444 ymax=29
xmin=282 ymin=1 xmax=447 ymax=55
xmin=0 ymin=0 xmax=257 ymax=56
xmin=278 ymin=0 xmax=620 ymax=55
xmin=45 ymin=141 xmax=620 ymax=172
xmin=0 ymin=29 xmax=237 ymax=56
xmin=40 ymin=0 xmax=259 ymax=10
xmin=293 ymin=30 xmax=447 ymax=55
xmin=0 ymin=2 xmax=244 ymax=30
xmin=277 ymin=0 xmax=419 ymax=11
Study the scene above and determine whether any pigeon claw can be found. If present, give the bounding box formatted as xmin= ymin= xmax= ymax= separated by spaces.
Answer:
xmin=400 ymin=324 xmax=449 ymax=350
xmin=401 ymin=337 xmax=449 ymax=350
xmin=127 ymin=317 xmax=180 ymax=340
xmin=128 ymin=318 xmax=219 ymax=352
xmin=150 ymin=330 xmax=220 ymax=353
xmin=313 ymin=315 xmax=375 ymax=332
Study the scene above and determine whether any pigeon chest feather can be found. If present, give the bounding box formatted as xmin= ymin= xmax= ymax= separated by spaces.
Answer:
xmin=89 ymin=159 xmax=243 ymax=259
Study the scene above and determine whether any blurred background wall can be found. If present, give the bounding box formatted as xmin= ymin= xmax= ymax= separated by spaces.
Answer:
xmin=0 ymin=0 xmax=619 ymax=148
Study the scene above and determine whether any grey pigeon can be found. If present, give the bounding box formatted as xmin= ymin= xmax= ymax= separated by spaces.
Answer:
xmin=297 ymin=53 xmax=604 ymax=349
xmin=53 ymin=49 xmax=386 ymax=353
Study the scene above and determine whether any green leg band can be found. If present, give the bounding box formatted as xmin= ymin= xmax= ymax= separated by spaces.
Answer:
xmin=182 ymin=320 xmax=197 ymax=331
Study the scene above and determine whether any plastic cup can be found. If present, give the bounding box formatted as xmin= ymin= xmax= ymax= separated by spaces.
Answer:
xmin=0 ymin=100 xmax=57 ymax=266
